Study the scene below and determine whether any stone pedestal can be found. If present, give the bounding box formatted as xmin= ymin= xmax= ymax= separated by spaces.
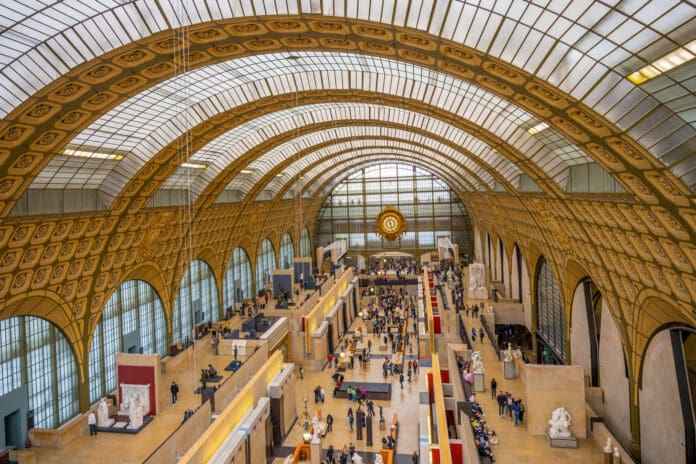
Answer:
xmin=546 ymin=431 xmax=578 ymax=448
xmin=468 ymin=287 xmax=488 ymax=300
xmin=503 ymin=360 xmax=516 ymax=379
xmin=310 ymin=437 xmax=322 ymax=464
xmin=473 ymin=373 xmax=485 ymax=392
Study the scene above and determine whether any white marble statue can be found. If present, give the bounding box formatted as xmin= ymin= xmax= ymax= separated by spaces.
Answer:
xmin=119 ymin=383 xmax=150 ymax=418
xmin=97 ymin=397 xmax=114 ymax=427
xmin=352 ymin=453 xmax=364 ymax=464
xmin=120 ymin=383 xmax=150 ymax=429
xmin=374 ymin=454 xmax=384 ymax=464
xmin=604 ymin=438 xmax=612 ymax=453
xmin=547 ymin=406 xmax=572 ymax=438
xmin=513 ymin=347 xmax=522 ymax=359
xmin=469 ymin=263 xmax=484 ymax=289
xmin=471 ymin=351 xmax=484 ymax=374
xmin=468 ymin=262 xmax=488 ymax=299
xmin=125 ymin=395 xmax=144 ymax=429
xmin=283 ymin=455 xmax=293 ymax=464
xmin=312 ymin=415 xmax=320 ymax=440
xmin=613 ymin=447 xmax=621 ymax=464
xmin=503 ymin=343 xmax=514 ymax=362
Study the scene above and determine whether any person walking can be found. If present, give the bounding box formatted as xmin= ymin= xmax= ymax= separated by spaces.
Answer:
xmin=479 ymin=327 xmax=485 ymax=344
xmin=513 ymin=400 xmax=521 ymax=426
xmin=87 ymin=410 xmax=97 ymax=436
xmin=490 ymin=378 xmax=497 ymax=399
xmin=496 ymin=392 xmax=506 ymax=417
xmin=170 ymin=381 xmax=179 ymax=404
xmin=399 ymin=372 xmax=404 ymax=389
xmin=326 ymin=413 xmax=334 ymax=433
xmin=471 ymin=328 xmax=477 ymax=342
xmin=348 ymin=407 xmax=355 ymax=432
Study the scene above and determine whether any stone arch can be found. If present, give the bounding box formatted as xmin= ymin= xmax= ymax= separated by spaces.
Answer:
xmin=639 ymin=317 xmax=696 ymax=464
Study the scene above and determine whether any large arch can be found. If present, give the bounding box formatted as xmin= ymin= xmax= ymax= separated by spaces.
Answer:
xmin=0 ymin=17 xmax=690 ymax=220
xmin=87 ymin=279 xmax=167 ymax=403
xmin=0 ymin=316 xmax=80 ymax=433
xmin=640 ymin=323 xmax=696 ymax=464
xmin=172 ymin=259 xmax=218 ymax=343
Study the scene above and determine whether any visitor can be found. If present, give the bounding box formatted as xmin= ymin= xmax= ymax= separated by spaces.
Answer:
xmin=348 ymin=407 xmax=354 ymax=432
xmin=87 ymin=410 xmax=97 ymax=436
xmin=207 ymin=364 xmax=217 ymax=377
xmin=399 ymin=372 xmax=404 ymax=389
xmin=326 ymin=413 xmax=334 ymax=433
xmin=513 ymin=400 xmax=521 ymax=426
xmin=479 ymin=327 xmax=485 ymax=344
xmin=170 ymin=380 xmax=179 ymax=404
xmin=471 ymin=328 xmax=477 ymax=342
xmin=490 ymin=378 xmax=497 ymax=399
xmin=299 ymin=365 xmax=304 ymax=379
xmin=496 ymin=392 xmax=506 ymax=416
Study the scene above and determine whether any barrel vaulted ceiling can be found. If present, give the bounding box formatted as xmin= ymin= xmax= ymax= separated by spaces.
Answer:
xmin=0 ymin=0 xmax=694 ymax=374
xmin=0 ymin=0 xmax=693 ymax=221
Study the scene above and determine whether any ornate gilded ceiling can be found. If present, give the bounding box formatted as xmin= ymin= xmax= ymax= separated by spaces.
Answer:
xmin=0 ymin=1 xmax=695 ymax=369
xmin=0 ymin=10 xmax=693 ymax=222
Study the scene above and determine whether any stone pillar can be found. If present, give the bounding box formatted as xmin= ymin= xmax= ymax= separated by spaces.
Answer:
xmin=310 ymin=436 xmax=322 ymax=464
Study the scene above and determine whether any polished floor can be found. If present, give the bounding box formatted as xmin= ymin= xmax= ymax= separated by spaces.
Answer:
xmin=27 ymin=282 xmax=604 ymax=463
xmin=273 ymin=286 xmax=605 ymax=464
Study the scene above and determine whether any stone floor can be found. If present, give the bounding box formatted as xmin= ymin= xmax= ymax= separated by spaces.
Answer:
xmin=30 ymin=341 xmax=244 ymax=463
xmin=437 ymin=287 xmax=605 ymax=463
xmin=271 ymin=286 xmax=605 ymax=463
xmin=26 ymin=281 xmax=605 ymax=463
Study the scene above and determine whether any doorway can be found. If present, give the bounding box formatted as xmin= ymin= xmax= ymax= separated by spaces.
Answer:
xmin=4 ymin=410 xmax=20 ymax=449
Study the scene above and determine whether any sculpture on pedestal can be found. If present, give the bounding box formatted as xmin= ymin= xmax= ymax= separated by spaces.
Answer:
xmin=471 ymin=351 xmax=484 ymax=374
xmin=97 ymin=397 xmax=114 ymax=427
xmin=604 ymin=438 xmax=612 ymax=453
xmin=375 ymin=454 xmax=384 ymax=464
xmin=503 ymin=343 xmax=514 ymax=362
xmin=547 ymin=406 xmax=572 ymax=438
xmin=352 ymin=453 xmax=364 ymax=464
xmin=119 ymin=383 xmax=150 ymax=430
xmin=468 ymin=262 xmax=488 ymax=299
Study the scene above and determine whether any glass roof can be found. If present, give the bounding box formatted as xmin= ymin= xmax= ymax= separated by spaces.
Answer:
xmin=43 ymin=52 xmax=578 ymax=201
xmin=218 ymin=104 xmax=514 ymax=191
xmin=267 ymin=148 xmax=479 ymax=201
xmin=249 ymin=145 xmax=483 ymax=201
xmin=316 ymin=159 xmax=464 ymax=199
xmin=3 ymin=1 xmax=695 ymax=194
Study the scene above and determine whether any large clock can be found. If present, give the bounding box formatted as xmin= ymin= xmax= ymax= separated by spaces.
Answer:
xmin=375 ymin=206 xmax=407 ymax=241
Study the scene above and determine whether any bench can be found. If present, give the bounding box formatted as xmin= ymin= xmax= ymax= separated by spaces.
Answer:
xmin=335 ymin=382 xmax=391 ymax=400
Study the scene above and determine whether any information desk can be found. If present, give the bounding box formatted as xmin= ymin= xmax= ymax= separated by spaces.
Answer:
xmin=335 ymin=382 xmax=391 ymax=400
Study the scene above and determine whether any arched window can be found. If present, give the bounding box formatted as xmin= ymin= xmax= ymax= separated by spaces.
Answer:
xmin=256 ymin=239 xmax=276 ymax=293
xmin=315 ymin=163 xmax=472 ymax=254
xmin=300 ymin=227 xmax=312 ymax=258
xmin=223 ymin=247 xmax=253 ymax=308
xmin=280 ymin=233 xmax=294 ymax=269
xmin=88 ymin=280 xmax=166 ymax=403
xmin=536 ymin=258 xmax=566 ymax=363
xmin=173 ymin=260 xmax=217 ymax=343
xmin=0 ymin=317 xmax=79 ymax=428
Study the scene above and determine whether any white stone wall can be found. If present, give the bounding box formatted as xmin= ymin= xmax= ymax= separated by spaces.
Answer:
xmin=598 ymin=300 xmax=631 ymax=450
xmin=640 ymin=330 xmax=685 ymax=464
xmin=569 ymin=285 xmax=592 ymax=384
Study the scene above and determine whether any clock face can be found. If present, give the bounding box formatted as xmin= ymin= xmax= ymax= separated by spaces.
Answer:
xmin=375 ymin=206 xmax=406 ymax=241
xmin=382 ymin=215 xmax=399 ymax=233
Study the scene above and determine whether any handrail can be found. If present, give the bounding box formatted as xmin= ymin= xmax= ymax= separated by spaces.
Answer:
xmin=479 ymin=315 xmax=500 ymax=358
